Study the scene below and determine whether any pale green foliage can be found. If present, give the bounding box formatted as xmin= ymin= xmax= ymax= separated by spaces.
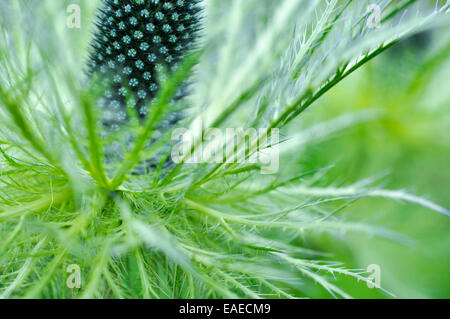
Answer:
xmin=0 ymin=0 xmax=449 ymax=298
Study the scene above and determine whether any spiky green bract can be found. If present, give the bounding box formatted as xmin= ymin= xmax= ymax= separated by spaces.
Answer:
xmin=88 ymin=0 xmax=201 ymax=129
xmin=0 ymin=0 xmax=449 ymax=299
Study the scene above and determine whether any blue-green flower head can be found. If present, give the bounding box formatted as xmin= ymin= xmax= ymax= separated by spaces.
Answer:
xmin=88 ymin=0 xmax=202 ymax=123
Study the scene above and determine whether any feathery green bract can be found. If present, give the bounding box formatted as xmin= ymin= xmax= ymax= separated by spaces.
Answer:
xmin=88 ymin=0 xmax=201 ymax=129
xmin=0 ymin=0 xmax=449 ymax=299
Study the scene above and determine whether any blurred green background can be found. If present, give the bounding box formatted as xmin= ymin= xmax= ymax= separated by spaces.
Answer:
xmin=291 ymin=28 xmax=450 ymax=298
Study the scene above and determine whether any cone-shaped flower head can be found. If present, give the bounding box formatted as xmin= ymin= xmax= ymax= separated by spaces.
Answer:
xmin=88 ymin=0 xmax=201 ymax=129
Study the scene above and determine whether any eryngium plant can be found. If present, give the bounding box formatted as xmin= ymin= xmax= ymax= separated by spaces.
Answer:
xmin=0 ymin=0 xmax=449 ymax=298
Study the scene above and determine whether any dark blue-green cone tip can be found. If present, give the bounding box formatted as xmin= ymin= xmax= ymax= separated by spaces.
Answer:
xmin=88 ymin=0 xmax=201 ymax=130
